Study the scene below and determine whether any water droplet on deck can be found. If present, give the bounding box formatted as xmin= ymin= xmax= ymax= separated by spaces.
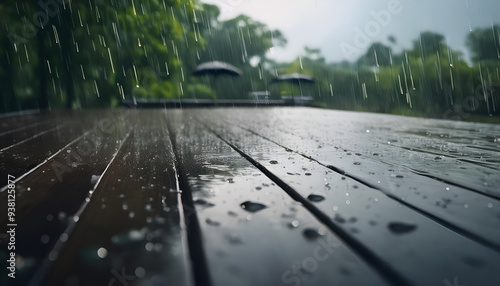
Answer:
xmin=129 ymin=228 xmax=147 ymax=241
xmin=288 ymin=220 xmax=300 ymax=228
xmin=227 ymin=234 xmax=243 ymax=244
xmin=58 ymin=211 xmax=66 ymax=220
xmin=206 ymin=218 xmax=220 ymax=226
xmin=240 ymin=201 xmax=267 ymax=212
xmin=307 ymin=194 xmax=325 ymax=202
xmin=90 ymin=175 xmax=100 ymax=184
xmin=48 ymin=251 xmax=57 ymax=261
xmin=194 ymin=198 xmax=215 ymax=208
xmin=388 ymin=222 xmax=417 ymax=234
xmin=97 ymin=247 xmax=108 ymax=258
xmin=303 ymin=228 xmax=323 ymax=241
xmin=462 ymin=256 xmax=485 ymax=268
xmin=334 ymin=214 xmax=346 ymax=223
xmin=41 ymin=234 xmax=50 ymax=244
xmin=145 ymin=242 xmax=154 ymax=251
xmin=135 ymin=267 xmax=146 ymax=278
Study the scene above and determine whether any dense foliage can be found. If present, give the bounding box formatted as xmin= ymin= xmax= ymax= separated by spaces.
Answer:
xmin=0 ymin=1 xmax=499 ymax=120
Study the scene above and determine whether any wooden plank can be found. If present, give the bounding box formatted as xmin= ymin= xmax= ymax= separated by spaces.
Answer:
xmin=209 ymin=108 xmax=500 ymax=251
xmin=0 ymin=122 xmax=67 ymax=151
xmin=0 ymin=111 xmax=131 ymax=286
xmin=194 ymin=108 xmax=500 ymax=286
xmin=0 ymin=112 xmax=46 ymax=134
xmin=166 ymin=109 xmax=390 ymax=286
xmin=40 ymin=110 xmax=191 ymax=286
xmin=352 ymin=118 xmax=500 ymax=197
xmin=0 ymin=111 xmax=121 ymax=188
xmin=0 ymin=115 xmax=73 ymax=150
xmin=241 ymin=108 xmax=500 ymax=197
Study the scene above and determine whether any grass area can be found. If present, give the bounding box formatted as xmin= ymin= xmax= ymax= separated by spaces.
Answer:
xmin=316 ymin=102 xmax=500 ymax=124
xmin=461 ymin=114 xmax=500 ymax=124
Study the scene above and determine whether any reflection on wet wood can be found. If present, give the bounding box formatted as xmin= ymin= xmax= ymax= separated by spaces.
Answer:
xmin=0 ymin=108 xmax=499 ymax=286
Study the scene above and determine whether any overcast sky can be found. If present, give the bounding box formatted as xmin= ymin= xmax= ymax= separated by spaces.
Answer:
xmin=201 ymin=0 xmax=500 ymax=63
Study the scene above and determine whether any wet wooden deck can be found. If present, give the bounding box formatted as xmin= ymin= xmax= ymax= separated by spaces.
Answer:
xmin=0 ymin=108 xmax=499 ymax=286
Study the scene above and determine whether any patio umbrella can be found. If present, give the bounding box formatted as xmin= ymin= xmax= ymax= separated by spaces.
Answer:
xmin=270 ymin=73 xmax=315 ymax=97
xmin=192 ymin=61 xmax=242 ymax=77
xmin=192 ymin=61 xmax=242 ymax=100
xmin=270 ymin=73 xmax=315 ymax=84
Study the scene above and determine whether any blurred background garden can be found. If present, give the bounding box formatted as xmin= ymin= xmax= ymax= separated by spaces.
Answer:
xmin=1 ymin=0 xmax=499 ymax=122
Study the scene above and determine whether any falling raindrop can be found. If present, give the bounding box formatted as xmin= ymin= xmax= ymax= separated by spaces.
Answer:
xmin=133 ymin=65 xmax=139 ymax=87
xmin=107 ymin=48 xmax=115 ymax=74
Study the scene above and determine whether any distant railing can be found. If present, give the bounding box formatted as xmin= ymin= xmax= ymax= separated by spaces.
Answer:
xmin=122 ymin=97 xmax=314 ymax=108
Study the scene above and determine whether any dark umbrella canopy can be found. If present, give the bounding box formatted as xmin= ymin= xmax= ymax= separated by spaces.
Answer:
xmin=270 ymin=73 xmax=315 ymax=98
xmin=270 ymin=73 xmax=315 ymax=84
xmin=192 ymin=61 xmax=242 ymax=77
